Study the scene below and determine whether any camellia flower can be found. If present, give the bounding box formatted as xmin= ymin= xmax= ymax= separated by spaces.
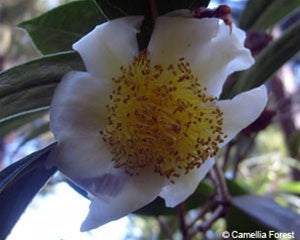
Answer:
xmin=49 ymin=10 xmax=267 ymax=231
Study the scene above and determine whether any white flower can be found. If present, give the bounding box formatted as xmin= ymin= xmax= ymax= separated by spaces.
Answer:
xmin=49 ymin=12 xmax=267 ymax=231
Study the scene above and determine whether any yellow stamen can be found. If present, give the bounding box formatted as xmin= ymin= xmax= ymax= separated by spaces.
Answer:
xmin=100 ymin=51 xmax=226 ymax=181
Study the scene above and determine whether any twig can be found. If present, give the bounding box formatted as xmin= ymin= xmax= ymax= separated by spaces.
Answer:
xmin=189 ymin=205 xmax=226 ymax=238
xmin=213 ymin=163 xmax=231 ymax=203
xmin=157 ymin=216 xmax=174 ymax=240
xmin=187 ymin=200 xmax=217 ymax=229
xmin=232 ymin=135 xmax=256 ymax=179
xmin=197 ymin=206 xmax=225 ymax=232
xmin=177 ymin=203 xmax=189 ymax=239
xmin=222 ymin=140 xmax=235 ymax=170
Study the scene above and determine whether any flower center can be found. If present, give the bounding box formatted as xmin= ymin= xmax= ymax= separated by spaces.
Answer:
xmin=100 ymin=51 xmax=226 ymax=182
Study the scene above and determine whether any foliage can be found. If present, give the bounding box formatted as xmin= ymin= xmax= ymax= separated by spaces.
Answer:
xmin=0 ymin=143 xmax=56 ymax=239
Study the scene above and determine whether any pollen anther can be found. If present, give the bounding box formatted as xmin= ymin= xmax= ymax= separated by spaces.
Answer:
xmin=100 ymin=51 xmax=226 ymax=181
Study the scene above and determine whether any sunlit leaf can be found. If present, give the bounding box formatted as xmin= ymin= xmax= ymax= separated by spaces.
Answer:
xmin=0 ymin=143 xmax=57 ymax=239
xmin=0 ymin=51 xmax=84 ymax=120
xmin=279 ymin=182 xmax=300 ymax=194
xmin=18 ymin=0 xmax=105 ymax=54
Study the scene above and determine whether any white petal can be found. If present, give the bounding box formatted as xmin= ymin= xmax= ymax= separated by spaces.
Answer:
xmin=217 ymin=85 xmax=268 ymax=147
xmin=148 ymin=17 xmax=254 ymax=97
xmin=80 ymin=169 xmax=164 ymax=231
xmin=148 ymin=17 xmax=219 ymax=67
xmin=164 ymin=9 xmax=193 ymax=17
xmin=73 ymin=16 xmax=143 ymax=80
xmin=50 ymin=71 xmax=110 ymax=141
xmin=49 ymin=71 xmax=114 ymax=178
xmin=159 ymin=158 xmax=215 ymax=207
xmin=50 ymin=136 xmax=114 ymax=179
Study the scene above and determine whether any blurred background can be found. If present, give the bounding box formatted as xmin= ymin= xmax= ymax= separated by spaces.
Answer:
xmin=0 ymin=0 xmax=299 ymax=239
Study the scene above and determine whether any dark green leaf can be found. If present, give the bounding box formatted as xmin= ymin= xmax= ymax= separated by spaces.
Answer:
xmin=95 ymin=0 xmax=210 ymax=50
xmin=95 ymin=0 xmax=210 ymax=19
xmin=239 ymin=0 xmax=272 ymax=30
xmin=0 ymin=108 xmax=48 ymax=138
xmin=156 ymin=0 xmax=210 ymax=15
xmin=223 ymin=20 xmax=300 ymax=98
xmin=0 ymin=51 xmax=84 ymax=120
xmin=0 ymin=143 xmax=57 ymax=239
xmin=227 ymin=203 xmax=275 ymax=239
xmin=229 ymin=195 xmax=300 ymax=238
xmin=94 ymin=0 xmax=148 ymax=19
xmin=18 ymin=0 xmax=105 ymax=54
xmin=226 ymin=179 xmax=249 ymax=196
xmin=251 ymin=0 xmax=300 ymax=31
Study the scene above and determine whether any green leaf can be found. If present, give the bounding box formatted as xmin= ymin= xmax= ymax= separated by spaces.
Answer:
xmin=238 ymin=0 xmax=298 ymax=30
xmin=239 ymin=0 xmax=271 ymax=30
xmin=0 ymin=51 xmax=84 ymax=121
xmin=94 ymin=0 xmax=148 ymax=19
xmin=223 ymin=20 xmax=300 ymax=98
xmin=251 ymin=0 xmax=300 ymax=31
xmin=0 ymin=108 xmax=48 ymax=138
xmin=156 ymin=0 xmax=210 ymax=15
xmin=95 ymin=0 xmax=210 ymax=19
xmin=226 ymin=179 xmax=249 ymax=196
xmin=279 ymin=182 xmax=300 ymax=194
xmin=0 ymin=143 xmax=57 ymax=239
xmin=18 ymin=0 xmax=105 ymax=54
xmin=227 ymin=204 xmax=275 ymax=239
xmin=228 ymin=195 xmax=300 ymax=238
xmin=94 ymin=0 xmax=210 ymax=50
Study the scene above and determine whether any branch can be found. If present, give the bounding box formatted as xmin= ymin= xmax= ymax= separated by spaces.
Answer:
xmin=197 ymin=206 xmax=225 ymax=232
xmin=177 ymin=203 xmax=190 ymax=240
xmin=157 ymin=216 xmax=174 ymax=240
xmin=187 ymin=200 xmax=217 ymax=229
xmin=213 ymin=163 xmax=231 ymax=203
xmin=222 ymin=140 xmax=235 ymax=170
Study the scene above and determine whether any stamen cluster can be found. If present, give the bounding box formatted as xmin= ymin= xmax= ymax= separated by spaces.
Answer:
xmin=100 ymin=51 xmax=226 ymax=182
